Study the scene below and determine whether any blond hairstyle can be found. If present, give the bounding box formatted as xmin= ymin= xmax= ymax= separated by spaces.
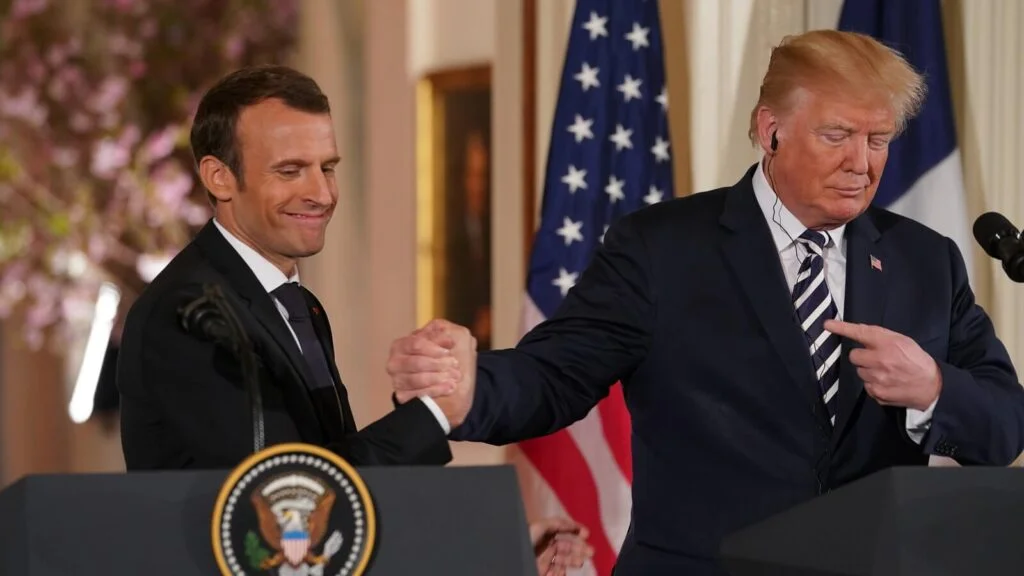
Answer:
xmin=748 ymin=30 xmax=927 ymax=144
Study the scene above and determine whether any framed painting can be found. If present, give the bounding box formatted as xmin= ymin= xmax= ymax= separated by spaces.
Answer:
xmin=415 ymin=65 xmax=493 ymax=350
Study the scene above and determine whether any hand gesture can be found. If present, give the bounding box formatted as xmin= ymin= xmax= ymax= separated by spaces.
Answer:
xmin=823 ymin=319 xmax=942 ymax=411
xmin=530 ymin=517 xmax=593 ymax=576
xmin=387 ymin=319 xmax=477 ymax=427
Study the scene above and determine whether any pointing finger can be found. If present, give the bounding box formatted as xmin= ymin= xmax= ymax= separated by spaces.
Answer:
xmin=823 ymin=319 xmax=886 ymax=347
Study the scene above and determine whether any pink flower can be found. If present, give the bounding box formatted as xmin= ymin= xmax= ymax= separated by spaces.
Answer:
xmin=224 ymin=35 xmax=245 ymax=61
xmin=61 ymin=289 xmax=96 ymax=324
xmin=52 ymin=147 xmax=78 ymax=167
xmin=87 ymin=235 xmax=107 ymax=261
xmin=141 ymin=126 xmax=179 ymax=164
xmin=108 ymin=34 xmax=141 ymax=58
xmin=57 ymin=66 xmax=85 ymax=89
xmin=89 ymin=76 xmax=129 ymax=113
xmin=0 ymin=87 xmax=48 ymax=127
xmin=46 ymin=45 xmax=68 ymax=67
xmin=70 ymin=112 xmax=92 ymax=132
xmin=11 ymin=0 xmax=48 ymax=19
xmin=151 ymin=163 xmax=193 ymax=209
xmin=182 ymin=202 xmax=211 ymax=226
xmin=119 ymin=124 xmax=141 ymax=148
xmin=91 ymin=138 xmax=131 ymax=178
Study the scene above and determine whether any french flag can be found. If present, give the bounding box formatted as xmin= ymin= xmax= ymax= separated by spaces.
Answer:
xmin=838 ymin=0 xmax=973 ymax=280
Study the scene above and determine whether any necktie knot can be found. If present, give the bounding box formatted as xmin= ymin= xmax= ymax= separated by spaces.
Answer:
xmin=797 ymin=230 xmax=830 ymax=253
xmin=272 ymin=282 xmax=310 ymax=320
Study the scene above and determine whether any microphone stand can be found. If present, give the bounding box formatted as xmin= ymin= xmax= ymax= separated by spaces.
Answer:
xmin=179 ymin=284 xmax=265 ymax=453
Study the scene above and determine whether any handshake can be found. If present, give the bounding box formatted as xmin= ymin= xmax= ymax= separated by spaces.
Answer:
xmin=387 ymin=319 xmax=594 ymax=574
xmin=387 ymin=318 xmax=479 ymax=427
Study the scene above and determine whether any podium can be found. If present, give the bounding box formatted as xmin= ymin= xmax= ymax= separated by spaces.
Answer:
xmin=720 ymin=467 xmax=1024 ymax=576
xmin=0 ymin=465 xmax=536 ymax=575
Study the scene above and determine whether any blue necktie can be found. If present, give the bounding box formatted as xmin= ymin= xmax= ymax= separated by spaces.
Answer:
xmin=792 ymin=230 xmax=841 ymax=425
xmin=272 ymin=282 xmax=345 ymax=436
xmin=272 ymin=282 xmax=336 ymax=390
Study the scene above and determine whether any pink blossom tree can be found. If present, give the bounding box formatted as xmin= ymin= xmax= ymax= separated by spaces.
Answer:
xmin=0 ymin=0 xmax=299 ymax=348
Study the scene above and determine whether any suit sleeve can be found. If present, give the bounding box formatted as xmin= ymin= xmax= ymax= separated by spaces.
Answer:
xmin=330 ymin=398 xmax=452 ymax=466
xmin=119 ymin=284 xmax=451 ymax=469
xmin=450 ymin=214 xmax=656 ymax=444
xmin=924 ymin=238 xmax=1024 ymax=465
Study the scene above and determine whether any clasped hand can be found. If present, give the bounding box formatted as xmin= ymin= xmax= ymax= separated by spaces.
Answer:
xmin=387 ymin=319 xmax=477 ymax=427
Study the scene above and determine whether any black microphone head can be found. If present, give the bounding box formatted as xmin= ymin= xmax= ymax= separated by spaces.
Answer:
xmin=973 ymin=212 xmax=1019 ymax=259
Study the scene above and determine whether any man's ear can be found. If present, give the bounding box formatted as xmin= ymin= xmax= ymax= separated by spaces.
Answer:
xmin=755 ymin=106 xmax=780 ymax=156
xmin=198 ymin=156 xmax=237 ymax=203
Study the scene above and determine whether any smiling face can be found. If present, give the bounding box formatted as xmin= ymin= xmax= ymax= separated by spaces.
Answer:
xmin=760 ymin=87 xmax=895 ymax=230
xmin=201 ymin=98 xmax=339 ymax=275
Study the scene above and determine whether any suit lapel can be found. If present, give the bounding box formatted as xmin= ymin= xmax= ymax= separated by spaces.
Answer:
xmin=192 ymin=222 xmax=326 ymax=441
xmin=719 ymin=169 xmax=825 ymax=417
xmin=831 ymin=213 xmax=886 ymax=446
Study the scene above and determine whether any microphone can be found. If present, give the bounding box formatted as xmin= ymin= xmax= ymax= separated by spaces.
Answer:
xmin=973 ymin=212 xmax=1024 ymax=282
xmin=179 ymin=292 xmax=234 ymax=350
xmin=177 ymin=284 xmax=265 ymax=453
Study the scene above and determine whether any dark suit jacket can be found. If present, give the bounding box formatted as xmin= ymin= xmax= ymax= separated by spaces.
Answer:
xmin=450 ymin=165 xmax=1024 ymax=575
xmin=117 ymin=221 xmax=452 ymax=470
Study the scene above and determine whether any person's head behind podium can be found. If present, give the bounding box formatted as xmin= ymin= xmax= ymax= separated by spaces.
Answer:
xmin=190 ymin=65 xmax=339 ymax=277
xmin=749 ymin=30 xmax=926 ymax=231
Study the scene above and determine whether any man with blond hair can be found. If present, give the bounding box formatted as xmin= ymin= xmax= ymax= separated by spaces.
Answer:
xmin=385 ymin=30 xmax=1024 ymax=575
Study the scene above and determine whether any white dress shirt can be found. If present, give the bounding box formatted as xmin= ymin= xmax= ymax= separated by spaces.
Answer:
xmin=212 ymin=219 xmax=451 ymax=434
xmin=750 ymin=160 xmax=936 ymax=443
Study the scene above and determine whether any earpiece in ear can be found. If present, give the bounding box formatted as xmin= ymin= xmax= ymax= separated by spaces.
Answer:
xmin=770 ymin=131 xmax=778 ymax=152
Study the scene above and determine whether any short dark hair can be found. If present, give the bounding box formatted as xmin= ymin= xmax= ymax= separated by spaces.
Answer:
xmin=190 ymin=65 xmax=330 ymax=195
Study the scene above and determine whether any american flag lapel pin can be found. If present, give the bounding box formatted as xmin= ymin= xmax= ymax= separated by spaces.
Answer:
xmin=870 ymin=254 xmax=882 ymax=271
xmin=312 ymin=306 xmax=321 ymax=315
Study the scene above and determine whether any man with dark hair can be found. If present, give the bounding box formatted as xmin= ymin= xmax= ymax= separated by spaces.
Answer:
xmin=117 ymin=65 xmax=455 ymax=470
xmin=117 ymin=65 xmax=594 ymax=574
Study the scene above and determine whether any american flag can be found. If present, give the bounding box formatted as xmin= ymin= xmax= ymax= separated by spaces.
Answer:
xmin=516 ymin=1 xmax=673 ymax=574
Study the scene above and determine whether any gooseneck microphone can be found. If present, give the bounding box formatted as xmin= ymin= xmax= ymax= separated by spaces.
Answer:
xmin=178 ymin=284 xmax=265 ymax=452
xmin=973 ymin=212 xmax=1024 ymax=283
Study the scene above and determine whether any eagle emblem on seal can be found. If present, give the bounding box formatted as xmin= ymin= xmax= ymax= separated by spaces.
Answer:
xmin=250 ymin=472 xmax=345 ymax=575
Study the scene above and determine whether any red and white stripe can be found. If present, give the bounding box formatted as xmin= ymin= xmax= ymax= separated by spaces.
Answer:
xmin=515 ymin=295 xmax=633 ymax=576
xmin=282 ymin=537 xmax=310 ymax=566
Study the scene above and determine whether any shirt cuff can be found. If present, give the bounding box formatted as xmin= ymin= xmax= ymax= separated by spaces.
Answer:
xmin=418 ymin=396 xmax=451 ymax=435
xmin=905 ymin=397 xmax=938 ymax=444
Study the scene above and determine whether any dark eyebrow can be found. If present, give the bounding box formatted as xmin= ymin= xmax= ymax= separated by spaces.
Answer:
xmin=269 ymin=158 xmax=309 ymax=170
xmin=269 ymin=156 xmax=341 ymax=170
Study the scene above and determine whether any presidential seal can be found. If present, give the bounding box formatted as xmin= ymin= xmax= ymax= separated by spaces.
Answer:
xmin=212 ymin=443 xmax=376 ymax=576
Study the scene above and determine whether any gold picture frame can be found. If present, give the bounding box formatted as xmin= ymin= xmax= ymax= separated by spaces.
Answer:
xmin=415 ymin=65 xmax=493 ymax=350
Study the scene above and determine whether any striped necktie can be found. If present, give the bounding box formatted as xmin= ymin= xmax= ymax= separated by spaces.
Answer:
xmin=792 ymin=230 xmax=841 ymax=425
